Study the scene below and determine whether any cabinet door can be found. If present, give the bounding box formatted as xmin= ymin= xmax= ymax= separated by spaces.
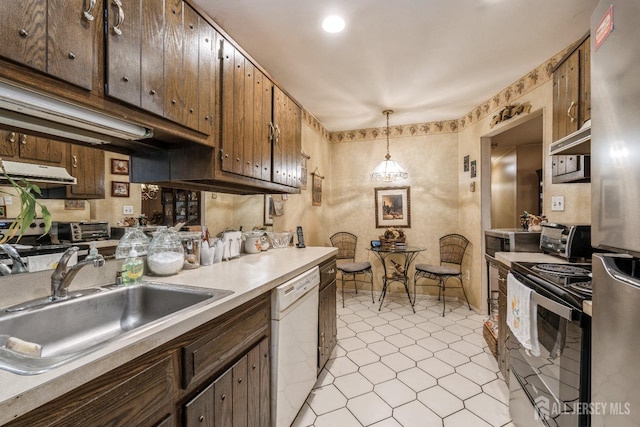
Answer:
xmin=0 ymin=131 xmax=20 ymax=159
xmin=220 ymin=38 xmax=241 ymax=175
xmin=67 ymin=144 xmax=105 ymax=198
xmin=185 ymin=382 xmax=214 ymax=427
xmin=256 ymin=72 xmax=273 ymax=182
xmin=272 ymin=86 xmax=302 ymax=187
xmin=318 ymin=280 xmax=337 ymax=371
xmin=0 ymin=0 xmax=47 ymax=73
xmin=233 ymin=355 xmax=249 ymax=427
xmin=106 ymin=0 xmax=142 ymax=107
xmin=214 ymin=368 xmax=234 ymax=427
xmin=183 ymin=3 xmax=200 ymax=130
xmin=198 ymin=19 xmax=216 ymax=134
xmin=164 ymin=0 xmax=184 ymax=125
xmin=141 ymin=0 xmax=166 ymax=116
xmin=47 ymin=0 xmax=96 ymax=90
xmin=19 ymin=134 xmax=66 ymax=165
xmin=552 ymin=50 xmax=580 ymax=142
xmin=579 ymin=37 xmax=591 ymax=126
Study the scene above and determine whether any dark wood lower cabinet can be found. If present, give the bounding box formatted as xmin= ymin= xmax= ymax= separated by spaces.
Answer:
xmin=318 ymin=257 xmax=337 ymax=372
xmin=7 ymin=293 xmax=271 ymax=427
xmin=183 ymin=337 xmax=270 ymax=427
xmin=497 ymin=263 xmax=510 ymax=384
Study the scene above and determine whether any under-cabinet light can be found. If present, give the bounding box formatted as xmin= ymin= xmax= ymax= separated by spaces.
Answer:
xmin=0 ymin=80 xmax=152 ymax=144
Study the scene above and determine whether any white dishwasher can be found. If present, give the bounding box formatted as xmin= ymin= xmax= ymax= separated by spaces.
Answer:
xmin=271 ymin=266 xmax=319 ymax=427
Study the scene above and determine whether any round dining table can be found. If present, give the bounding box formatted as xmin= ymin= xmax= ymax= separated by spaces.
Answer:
xmin=368 ymin=246 xmax=426 ymax=312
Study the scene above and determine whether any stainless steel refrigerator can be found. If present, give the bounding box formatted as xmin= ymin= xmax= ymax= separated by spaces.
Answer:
xmin=591 ymin=1 xmax=640 ymax=426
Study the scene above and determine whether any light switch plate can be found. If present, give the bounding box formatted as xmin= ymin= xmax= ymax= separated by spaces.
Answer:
xmin=123 ymin=205 xmax=134 ymax=215
xmin=551 ymin=196 xmax=565 ymax=211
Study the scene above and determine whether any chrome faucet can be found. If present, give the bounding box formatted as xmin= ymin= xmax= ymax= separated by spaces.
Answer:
xmin=0 ymin=244 xmax=28 ymax=274
xmin=50 ymin=246 xmax=105 ymax=300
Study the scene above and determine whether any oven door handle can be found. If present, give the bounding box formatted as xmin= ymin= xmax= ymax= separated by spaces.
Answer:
xmin=532 ymin=291 xmax=573 ymax=320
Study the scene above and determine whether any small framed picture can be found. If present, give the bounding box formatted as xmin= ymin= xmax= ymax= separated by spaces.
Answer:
xmin=470 ymin=160 xmax=477 ymax=178
xmin=111 ymin=181 xmax=130 ymax=197
xmin=463 ymin=155 xmax=470 ymax=172
xmin=375 ymin=186 xmax=411 ymax=228
xmin=111 ymin=158 xmax=130 ymax=175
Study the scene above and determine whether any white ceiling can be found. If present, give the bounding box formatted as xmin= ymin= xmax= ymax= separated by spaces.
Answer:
xmin=192 ymin=0 xmax=598 ymax=132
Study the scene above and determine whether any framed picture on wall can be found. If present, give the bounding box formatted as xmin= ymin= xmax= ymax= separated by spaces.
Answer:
xmin=111 ymin=159 xmax=129 ymax=175
xmin=375 ymin=186 xmax=411 ymax=228
xmin=264 ymin=195 xmax=273 ymax=226
xmin=111 ymin=181 xmax=130 ymax=197
xmin=470 ymin=160 xmax=477 ymax=178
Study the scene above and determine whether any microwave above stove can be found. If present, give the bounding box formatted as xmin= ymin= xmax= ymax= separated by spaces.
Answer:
xmin=53 ymin=221 xmax=110 ymax=242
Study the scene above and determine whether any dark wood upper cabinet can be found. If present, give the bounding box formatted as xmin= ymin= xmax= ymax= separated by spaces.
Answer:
xmin=66 ymin=144 xmax=105 ymax=199
xmin=0 ymin=130 xmax=66 ymax=167
xmin=220 ymin=41 xmax=301 ymax=189
xmin=141 ymin=0 xmax=166 ymax=116
xmin=552 ymin=35 xmax=590 ymax=143
xmin=0 ymin=0 xmax=96 ymax=90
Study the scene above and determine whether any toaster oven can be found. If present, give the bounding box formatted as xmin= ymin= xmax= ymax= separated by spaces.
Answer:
xmin=54 ymin=221 xmax=110 ymax=242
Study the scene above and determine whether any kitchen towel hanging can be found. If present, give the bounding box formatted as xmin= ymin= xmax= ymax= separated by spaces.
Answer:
xmin=507 ymin=272 xmax=540 ymax=356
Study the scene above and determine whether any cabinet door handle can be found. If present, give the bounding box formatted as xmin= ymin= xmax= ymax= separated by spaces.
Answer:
xmin=8 ymin=132 xmax=16 ymax=144
xmin=72 ymin=155 xmax=79 ymax=168
xmin=567 ymin=101 xmax=576 ymax=123
xmin=111 ymin=0 xmax=125 ymax=36
xmin=269 ymin=122 xmax=275 ymax=142
xmin=83 ymin=0 xmax=97 ymax=21
xmin=275 ymin=124 xmax=281 ymax=143
xmin=20 ymin=134 xmax=27 ymax=145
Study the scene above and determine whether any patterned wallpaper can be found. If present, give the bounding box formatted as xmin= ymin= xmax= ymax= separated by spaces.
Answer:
xmin=300 ymin=43 xmax=575 ymax=143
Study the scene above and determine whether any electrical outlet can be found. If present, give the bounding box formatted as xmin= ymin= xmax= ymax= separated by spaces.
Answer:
xmin=123 ymin=205 xmax=134 ymax=215
xmin=4 ymin=196 xmax=12 ymax=205
xmin=551 ymin=196 xmax=565 ymax=211
xmin=465 ymin=270 xmax=470 ymax=280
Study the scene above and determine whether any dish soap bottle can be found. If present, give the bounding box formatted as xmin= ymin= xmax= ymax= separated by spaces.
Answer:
xmin=122 ymin=249 xmax=144 ymax=285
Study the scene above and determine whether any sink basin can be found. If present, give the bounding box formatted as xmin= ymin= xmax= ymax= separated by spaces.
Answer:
xmin=0 ymin=282 xmax=233 ymax=375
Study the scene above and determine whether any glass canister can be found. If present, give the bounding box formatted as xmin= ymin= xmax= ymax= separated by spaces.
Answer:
xmin=146 ymin=226 xmax=185 ymax=276
xmin=115 ymin=226 xmax=151 ymax=259
xmin=179 ymin=231 xmax=201 ymax=269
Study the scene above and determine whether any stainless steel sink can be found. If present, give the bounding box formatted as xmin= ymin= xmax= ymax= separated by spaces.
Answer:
xmin=0 ymin=282 xmax=233 ymax=375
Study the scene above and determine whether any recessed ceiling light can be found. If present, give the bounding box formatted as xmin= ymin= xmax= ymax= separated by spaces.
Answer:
xmin=322 ymin=15 xmax=345 ymax=33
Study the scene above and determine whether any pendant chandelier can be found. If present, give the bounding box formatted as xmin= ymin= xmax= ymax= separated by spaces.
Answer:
xmin=370 ymin=109 xmax=408 ymax=182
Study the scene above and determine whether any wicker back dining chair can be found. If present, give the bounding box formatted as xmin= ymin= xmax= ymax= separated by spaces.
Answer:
xmin=413 ymin=233 xmax=471 ymax=316
xmin=330 ymin=232 xmax=374 ymax=307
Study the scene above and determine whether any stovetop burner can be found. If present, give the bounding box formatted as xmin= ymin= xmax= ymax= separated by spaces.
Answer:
xmin=532 ymin=263 xmax=592 ymax=277
xmin=569 ymin=281 xmax=593 ymax=295
xmin=510 ymin=261 xmax=592 ymax=311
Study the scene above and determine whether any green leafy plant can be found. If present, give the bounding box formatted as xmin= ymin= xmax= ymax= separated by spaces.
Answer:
xmin=0 ymin=160 xmax=52 ymax=243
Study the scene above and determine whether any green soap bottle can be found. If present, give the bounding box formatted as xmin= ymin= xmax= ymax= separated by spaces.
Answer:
xmin=122 ymin=249 xmax=144 ymax=285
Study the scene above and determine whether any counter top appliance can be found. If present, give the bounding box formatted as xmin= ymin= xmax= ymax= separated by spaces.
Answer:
xmin=53 ymin=221 xmax=110 ymax=243
xmin=539 ymin=223 xmax=592 ymax=260
xmin=484 ymin=228 xmax=542 ymax=258
xmin=590 ymin=2 xmax=640 ymax=426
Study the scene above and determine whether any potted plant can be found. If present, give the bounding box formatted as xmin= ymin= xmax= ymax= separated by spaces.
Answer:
xmin=0 ymin=160 xmax=52 ymax=243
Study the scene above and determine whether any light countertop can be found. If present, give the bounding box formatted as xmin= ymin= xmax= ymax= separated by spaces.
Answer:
xmin=583 ymin=300 xmax=592 ymax=316
xmin=0 ymin=246 xmax=336 ymax=425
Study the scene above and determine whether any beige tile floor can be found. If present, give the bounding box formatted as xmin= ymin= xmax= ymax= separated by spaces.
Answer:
xmin=292 ymin=291 xmax=515 ymax=427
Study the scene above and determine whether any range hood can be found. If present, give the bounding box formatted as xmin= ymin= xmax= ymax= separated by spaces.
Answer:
xmin=0 ymin=161 xmax=77 ymax=185
xmin=549 ymin=119 xmax=591 ymax=155
xmin=0 ymin=80 xmax=153 ymax=145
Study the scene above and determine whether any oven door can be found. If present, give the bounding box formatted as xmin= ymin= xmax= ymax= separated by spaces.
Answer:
xmin=508 ymin=273 xmax=586 ymax=427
